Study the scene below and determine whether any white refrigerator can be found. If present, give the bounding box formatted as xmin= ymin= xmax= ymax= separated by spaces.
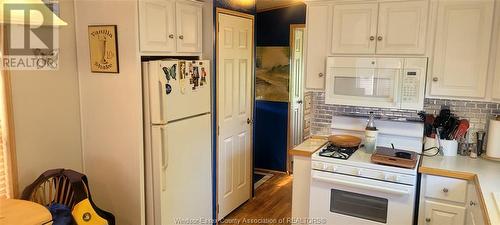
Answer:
xmin=143 ymin=60 xmax=212 ymax=225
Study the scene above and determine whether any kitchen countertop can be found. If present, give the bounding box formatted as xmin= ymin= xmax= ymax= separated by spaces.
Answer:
xmin=289 ymin=136 xmax=328 ymax=157
xmin=419 ymin=156 xmax=500 ymax=225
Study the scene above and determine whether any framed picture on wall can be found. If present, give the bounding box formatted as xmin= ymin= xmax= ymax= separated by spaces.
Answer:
xmin=88 ymin=25 xmax=119 ymax=73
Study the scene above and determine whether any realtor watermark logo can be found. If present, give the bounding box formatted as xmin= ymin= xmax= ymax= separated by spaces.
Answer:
xmin=1 ymin=2 xmax=61 ymax=70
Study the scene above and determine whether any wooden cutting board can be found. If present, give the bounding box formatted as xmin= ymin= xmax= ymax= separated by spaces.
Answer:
xmin=371 ymin=147 xmax=418 ymax=169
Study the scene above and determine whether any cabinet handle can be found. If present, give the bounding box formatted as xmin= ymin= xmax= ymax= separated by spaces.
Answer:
xmin=377 ymin=36 xmax=383 ymax=41
xmin=369 ymin=36 xmax=375 ymax=41
xmin=168 ymin=34 xmax=174 ymax=39
xmin=318 ymin=73 xmax=324 ymax=77
xmin=433 ymin=77 xmax=439 ymax=82
xmin=470 ymin=201 xmax=477 ymax=206
xmin=442 ymin=188 xmax=449 ymax=193
xmin=179 ymin=35 xmax=184 ymax=40
xmin=425 ymin=218 xmax=431 ymax=223
xmin=247 ymin=118 xmax=253 ymax=124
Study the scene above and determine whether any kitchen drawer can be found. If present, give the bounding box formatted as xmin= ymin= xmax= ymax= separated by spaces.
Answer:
xmin=425 ymin=175 xmax=467 ymax=204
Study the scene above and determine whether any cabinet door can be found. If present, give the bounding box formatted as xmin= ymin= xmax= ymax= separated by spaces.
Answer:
xmin=465 ymin=184 xmax=485 ymax=225
xmin=493 ymin=29 xmax=500 ymax=100
xmin=139 ymin=0 xmax=175 ymax=52
xmin=175 ymin=1 xmax=202 ymax=53
xmin=430 ymin=1 xmax=494 ymax=98
xmin=331 ymin=3 xmax=378 ymax=54
xmin=424 ymin=200 xmax=466 ymax=225
xmin=304 ymin=4 xmax=329 ymax=89
xmin=376 ymin=1 xmax=428 ymax=54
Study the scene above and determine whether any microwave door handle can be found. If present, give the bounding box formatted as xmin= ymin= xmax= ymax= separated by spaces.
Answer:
xmin=312 ymin=175 xmax=409 ymax=195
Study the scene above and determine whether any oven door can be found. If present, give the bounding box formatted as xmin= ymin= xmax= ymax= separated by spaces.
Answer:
xmin=309 ymin=170 xmax=415 ymax=225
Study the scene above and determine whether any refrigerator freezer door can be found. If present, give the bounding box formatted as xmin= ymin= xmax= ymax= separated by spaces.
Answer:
xmin=165 ymin=60 xmax=211 ymax=121
xmin=151 ymin=113 xmax=212 ymax=225
xmin=146 ymin=60 xmax=172 ymax=124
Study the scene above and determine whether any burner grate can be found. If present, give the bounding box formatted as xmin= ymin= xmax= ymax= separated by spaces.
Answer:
xmin=318 ymin=144 xmax=358 ymax=160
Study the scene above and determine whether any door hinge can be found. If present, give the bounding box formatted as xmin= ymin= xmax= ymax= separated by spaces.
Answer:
xmin=217 ymin=126 xmax=220 ymax=136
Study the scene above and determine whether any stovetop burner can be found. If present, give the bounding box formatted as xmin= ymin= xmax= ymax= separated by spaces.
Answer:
xmin=318 ymin=144 xmax=358 ymax=160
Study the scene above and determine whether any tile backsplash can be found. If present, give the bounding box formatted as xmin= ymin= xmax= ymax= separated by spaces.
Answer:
xmin=304 ymin=91 xmax=500 ymax=141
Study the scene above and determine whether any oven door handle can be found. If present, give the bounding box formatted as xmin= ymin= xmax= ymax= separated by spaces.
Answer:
xmin=312 ymin=175 xmax=410 ymax=195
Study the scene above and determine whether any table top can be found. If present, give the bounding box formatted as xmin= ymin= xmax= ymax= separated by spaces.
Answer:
xmin=0 ymin=199 xmax=52 ymax=225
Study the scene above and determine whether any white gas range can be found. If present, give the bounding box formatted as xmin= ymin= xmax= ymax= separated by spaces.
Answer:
xmin=309 ymin=116 xmax=424 ymax=225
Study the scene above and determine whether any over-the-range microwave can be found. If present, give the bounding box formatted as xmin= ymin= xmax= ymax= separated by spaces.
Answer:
xmin=325 ymin=57 xmax=427 ymax=110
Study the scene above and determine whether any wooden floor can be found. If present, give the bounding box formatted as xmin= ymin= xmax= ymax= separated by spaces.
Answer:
xmin=222 ymin=172 xmax=293 ymax=225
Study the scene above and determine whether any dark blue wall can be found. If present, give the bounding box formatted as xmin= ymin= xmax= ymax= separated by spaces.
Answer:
xmin=254 ymin=101 xmax=289 ymax=171
xmin=253 ymin=4 xmax=306 ymax=172
xmin=256 ymin=4 xmax=306 ymax=46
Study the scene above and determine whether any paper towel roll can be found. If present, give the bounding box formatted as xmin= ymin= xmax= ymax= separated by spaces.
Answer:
xmin=486 ymin=119 xmax=500 ymax=159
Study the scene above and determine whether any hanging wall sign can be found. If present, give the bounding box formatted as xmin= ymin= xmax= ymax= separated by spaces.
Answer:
xmin=88 ymin=25 xmax=119 ymax=73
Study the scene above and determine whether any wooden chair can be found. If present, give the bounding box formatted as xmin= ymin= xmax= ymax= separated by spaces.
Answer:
xmin=21 ymin=169 xmax=115 ymax=225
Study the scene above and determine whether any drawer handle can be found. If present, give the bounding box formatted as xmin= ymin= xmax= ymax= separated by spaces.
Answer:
xmin=369 ymin=36 xmax=375 ymax=41
xmin=318 ymin=73 xmax=324 ymax=77
xmin=470 ymin=201 xmax=477 ymax=206
xmin=442 ymin=188 xmax=449 ymax=193
xmin=425 ymin=218 xmax=431 ymax=223
xmin=377 ymin=36 xmax=383 ymax=41
xmin=179 ymin=35 xmax=184 ymax=40
xmin=433 ymin=77 xmax=439 ymax=82
xmin=168 ymin=34 xmax=174 ymax=39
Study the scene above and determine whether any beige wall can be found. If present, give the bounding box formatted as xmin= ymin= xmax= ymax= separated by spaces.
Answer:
xmin=74 ymin=1 xmax=144 ymax=224
xmin=9 ymin=0 xmax=83 ymax=194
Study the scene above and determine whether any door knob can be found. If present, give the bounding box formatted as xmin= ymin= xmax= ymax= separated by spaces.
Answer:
xmin=168 ymin=34 xmax=174 ymax=39
xmin=377 ymin=36 xmax=383 ymax=41
xmin=425 ymin=218 xmax=431 ymax=223
xmin=179 ymin=35 xmax=184 ymax=40
xmin=433 ymin=77 xmax=439 ymax=82
xmin=442 ymin=188 xmax=449 ymax=193
xmin=247 ymin=118 xmax=252 ymax=124
xmin=318 ymin=73 xmax=324 ymax=77
xmin=369 ymin=36 xmax=375 ymax=41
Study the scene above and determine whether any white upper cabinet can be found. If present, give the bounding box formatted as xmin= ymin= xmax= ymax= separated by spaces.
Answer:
xmin=331 ymin=3 xmax=378 ymax=54
xmin=330 ymin=1 xmax=428 ymax=55
xmin=175 ymin=1 xmax=202 ymax=53
xmin=493 ymin=27 xmax=500 ymax=101
xmin=139 ymin=0 xmax=176 ymax=52
xmin=139 ymin=0 xmax=202 ymax=54
xmin=376 ymin=1 xmax=428 ymax=54
xmin=429 ymin=0 xmax=494 ymax=98
xmin=305 ymin=3 xmax=329 ymax=89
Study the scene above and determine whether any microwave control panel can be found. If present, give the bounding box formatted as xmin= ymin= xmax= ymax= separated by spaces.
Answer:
xmin=402 ymin=70 xmax=420 ymax=103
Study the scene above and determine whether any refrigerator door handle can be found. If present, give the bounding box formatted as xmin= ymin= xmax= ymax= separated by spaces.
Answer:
xmin=161 ymin=126 xmax=168 ymax=191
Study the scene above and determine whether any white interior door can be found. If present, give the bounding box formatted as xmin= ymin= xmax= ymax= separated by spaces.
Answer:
xmin=290 ymin=26 xmax=305 ymax=148
xmin=217 ymin=12 xmax=253 ymax=220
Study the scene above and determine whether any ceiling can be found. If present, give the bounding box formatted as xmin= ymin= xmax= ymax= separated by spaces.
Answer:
xmin=256 ymin=0 xmax=305 ymax=12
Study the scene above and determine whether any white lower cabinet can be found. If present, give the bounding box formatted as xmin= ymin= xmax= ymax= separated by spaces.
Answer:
xmin=419 ymin=175 xmax=486 ymax=225
xmin=424 ymin=200 xmax=466 ymax=225
xmin=465 ymin=184 xmax=485 ymax=225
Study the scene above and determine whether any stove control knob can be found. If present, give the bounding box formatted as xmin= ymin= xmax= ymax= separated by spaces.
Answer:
xmin=326 ymin=165 xmax=335 ymax=172
xmin=356 ymin=169 xmax=362 ymax=176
